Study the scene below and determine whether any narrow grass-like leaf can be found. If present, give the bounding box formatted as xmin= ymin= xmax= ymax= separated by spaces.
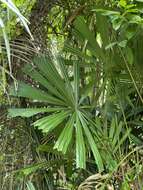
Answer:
xmin=18 ymin=159 xmax=65 ymax=176
xmin=79 ymin=112 xmax=104 ymax=171
xmin=112 ymin=121 xmax=123 ymax=148
xmin=0 ymin=18 xmax=11 ymax=73
xmin=76 ymin=113 xmax=86 ymax=169
xmin=34 ymin=111 xmax=70 ymax=133
xmin=93 ymin=9 xmax=120 ymax=16
xmin=113 ymin=128 xmax=131 ymax=153
xmin=1 ymin=0 xmax=33 ymax=39
xmin=26 ymin=182 xmax=36 ymax=190
xmin=109 ymin=117 xmax=116 ymax=140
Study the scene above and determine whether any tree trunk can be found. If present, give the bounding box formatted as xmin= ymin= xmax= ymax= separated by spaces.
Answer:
xmin=11 ymin=0 xmax=59 ymax=80
xmin=29 ymin=0 xmax=59 ymax=49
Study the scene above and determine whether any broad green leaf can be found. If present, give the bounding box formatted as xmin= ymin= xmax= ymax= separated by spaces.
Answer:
xmin=9 ymin=81 xmax=65 ymax=105
xmin=8 ymin=107 xmax=64 ymax=118
xmin=73 ymin=16 xmax=104 ymax=60
xmin=125 ymin=47 xmax=134 ymax=65
xmin=23 ymin=64 xmax=65 ymax=102
xmin=118 ymin=40 xmax=127 ymax=47
xmin=96 ymin=13 xmax=110 ymax=47
xmin=33 ymin=56 xmax=73 ymax=106
xmin=135 ymin=0 xmax=143 ymax=2
xmin=119 ymin=0 xmax=127 ymax=8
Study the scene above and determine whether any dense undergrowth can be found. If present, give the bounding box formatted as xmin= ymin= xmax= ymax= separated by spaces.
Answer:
xmin=0 ymin=0 xmax=143 ymax=189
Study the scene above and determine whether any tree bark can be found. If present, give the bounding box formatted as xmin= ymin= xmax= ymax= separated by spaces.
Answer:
xmin=11 ymin=0 xmax=59 ymax=80
xmin=29 ymin=0 xmax=59 ymax=49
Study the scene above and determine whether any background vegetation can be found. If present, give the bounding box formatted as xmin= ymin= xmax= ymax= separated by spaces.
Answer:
xmin=0 ymin=0 xmax=143 ymax=189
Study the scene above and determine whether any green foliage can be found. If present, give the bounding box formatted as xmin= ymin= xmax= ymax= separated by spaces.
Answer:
xmin=18 ymin=159 xmax=65 ymax=176
xmin=9 ymin=55 xmax=104 ymax=171
xmin=0 ymin=0 xmax=34 ymax=73
xmin=2 ymin=0 xmax=143 ymax=189
xmin=26 ymin=182 xmax=36 ymax=190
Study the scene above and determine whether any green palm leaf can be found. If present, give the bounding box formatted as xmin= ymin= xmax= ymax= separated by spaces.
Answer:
xmin=10 ymin=81 xmax=65 ymax=105
xmin=79 ymin=112 xmax=104 ymax=171
xmin=76 ymin=112 xmax=86 ymax=169
xmin=33 ymin=111 xmax=71 ymax=133
xmin=8 ymin=55 xmax=104 ymax=170
xmin=8 ymin=107 xmax=64 ymax=118
xmin=54 ymin=113 xmax=75 ymax=154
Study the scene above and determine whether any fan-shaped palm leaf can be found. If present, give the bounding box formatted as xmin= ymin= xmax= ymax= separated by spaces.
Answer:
xmin=8 ymin=55 xmax=103 ymax=171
